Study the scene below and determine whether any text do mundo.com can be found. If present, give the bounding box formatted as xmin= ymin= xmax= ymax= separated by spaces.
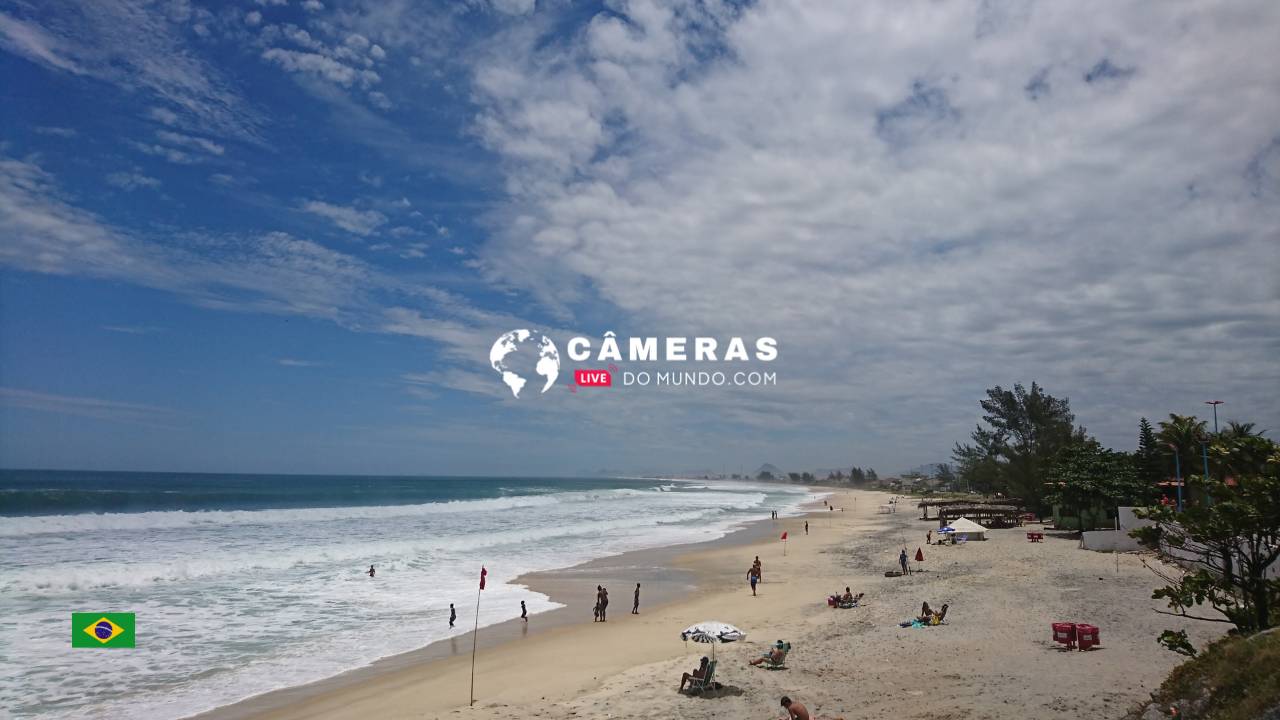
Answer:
xmin=621 ymin=370 xmax=777 ymax=387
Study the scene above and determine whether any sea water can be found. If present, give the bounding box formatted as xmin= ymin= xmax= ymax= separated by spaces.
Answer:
xmin=0 ymin=471 xmax=812 ymax=719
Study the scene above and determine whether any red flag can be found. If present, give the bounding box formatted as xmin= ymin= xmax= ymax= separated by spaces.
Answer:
xmin=479 ymin=566 xmax=487 ymax=590
xmin=780 ymin=531 xmax=788 ymax=541
xmin=915 ymin=548 xmax=924 ymax=562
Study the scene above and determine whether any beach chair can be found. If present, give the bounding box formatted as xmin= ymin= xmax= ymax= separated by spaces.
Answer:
xmin=757 ymin=642 xmax=790 ymax=669
xmin=683 ymin=659 xmax=718 ymax=695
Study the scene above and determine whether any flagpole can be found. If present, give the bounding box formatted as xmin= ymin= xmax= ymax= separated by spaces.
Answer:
xmin=470 ymin=573 xmax=483 ymax=706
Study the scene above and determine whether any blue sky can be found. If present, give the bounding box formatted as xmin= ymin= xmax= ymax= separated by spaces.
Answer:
xmin=1 ymin=0 xmax=1278 ymax=476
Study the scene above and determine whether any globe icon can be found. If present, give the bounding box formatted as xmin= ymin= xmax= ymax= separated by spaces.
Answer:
xmin=94 ymin=621 xmax=114 ymax=639
xmin=489 ymin=330 xmax=560 ymax=398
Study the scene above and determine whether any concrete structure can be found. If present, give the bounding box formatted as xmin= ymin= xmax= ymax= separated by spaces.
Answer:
xmin=1080 ymin=507 xmax=1153 ymax=552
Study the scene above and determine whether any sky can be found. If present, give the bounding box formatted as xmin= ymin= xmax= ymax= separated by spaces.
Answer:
xmin=0 ymin=0 xmax=1277 ymax=477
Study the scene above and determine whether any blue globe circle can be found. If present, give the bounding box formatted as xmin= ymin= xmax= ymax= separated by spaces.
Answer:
xmin=94 ymin=621 xmax=114 ymax=639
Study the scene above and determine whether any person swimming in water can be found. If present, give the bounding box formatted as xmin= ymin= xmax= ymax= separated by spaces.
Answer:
xmin=367 ymin=565 xmax=375 ymax=578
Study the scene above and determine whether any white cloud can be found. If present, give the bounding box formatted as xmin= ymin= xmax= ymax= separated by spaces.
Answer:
xmin=0 ymin=387 xmax=176 ymax=425
xmin=130 ymin=142 xmax=197 ymax=164
xmin=301 ymin=200 xmax=388 ymax=236
xmin=278 ymin=358 xmax=325 ymax=367
xmin=105 ymin=171 xmax=161 ymax=191
xmin=147 ymin=107 xmax=179 ymax=126
xmin=156 ymin=130 xmax=225 ymax=156
xmin=302 ymin=0 xmax=325 ymax=12
xmin=367 ymin=90 xmax=392 ymax=110
xmin=245 ymin=11 xmax=263 ymax=26
xmin=34 ymin=126 xmax=78 ymax=137
xmin=0 ymin=5 xmax=260 ymax=141
xmin=102 ymin=324 xmax=164 ymax=335
xmin=262 ymin=47 xmax=380 ymax=88
xmin=0 ymin=12 xmax=87 ymax=75
xmin=463 ymin=0 xmax=1280 ymax=459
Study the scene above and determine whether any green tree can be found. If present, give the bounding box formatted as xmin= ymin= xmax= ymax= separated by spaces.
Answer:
xmin=866 ymin=468 xmax=878 ymax=483
xmin=1157 ymin=413 xmax=1209 ymax=484
xmin=1045 ymin=440 xmax=1154 ymax=531
xmin=935 ymin=463 xmax=957 ymax=491
xmin=1132 ymin=435 xmax=1280 ymax=640
xmin=951 ymin=382 xmax=1087 ymax=510
xmin=1221 ymin=420 xmax=1264 ymax=441
xmin=1137 ymin=417 xmax=1164 ymax=486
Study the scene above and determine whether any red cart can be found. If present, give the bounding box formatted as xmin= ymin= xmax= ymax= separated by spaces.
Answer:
xmin=1052 ymin=622 xmax=1077 ymax=649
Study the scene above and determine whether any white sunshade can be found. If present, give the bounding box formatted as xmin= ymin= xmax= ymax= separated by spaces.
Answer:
xmin=681 ymin=621 xmax=747 ymax=644
xmin=949 ymin=517 xmax=989 ymax=534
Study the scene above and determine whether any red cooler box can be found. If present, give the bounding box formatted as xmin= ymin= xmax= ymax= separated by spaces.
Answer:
xmin=1052 ymin=622 xmax=1077 ymax=648
xmin=1076 ymin=624 xmax=1100 ymax=650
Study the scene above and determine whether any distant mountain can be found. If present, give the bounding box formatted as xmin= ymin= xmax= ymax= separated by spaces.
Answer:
xmin=756 ymin=463 xmax=782 ymax=477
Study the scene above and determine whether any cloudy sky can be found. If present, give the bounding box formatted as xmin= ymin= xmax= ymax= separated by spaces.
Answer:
xmin=1 ymin=0 xmax=1277 ymax=476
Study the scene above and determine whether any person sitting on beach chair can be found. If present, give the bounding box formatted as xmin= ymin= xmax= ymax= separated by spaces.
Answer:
xmin=750 ymin=640 xmax=790 ymax=668
xmin=679 ymin=656 xmax=709 ymax=692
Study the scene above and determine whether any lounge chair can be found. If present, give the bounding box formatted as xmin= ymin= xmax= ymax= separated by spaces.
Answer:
xmin=754 ymin=641 xmax=790 ymax=669
xmin=682 ymin=659 xmax=718 ymax=695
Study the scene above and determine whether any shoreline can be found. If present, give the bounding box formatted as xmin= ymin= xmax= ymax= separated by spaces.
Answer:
xmin=194 ymin=485 xmax=841 ymax=720
xmin=198 ymin=488 xmax=1227 ymax=720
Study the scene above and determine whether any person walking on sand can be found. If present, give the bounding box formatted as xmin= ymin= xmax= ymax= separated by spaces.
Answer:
xmin=366 ymin=565 xmax=375 ymax=578
xmin=748 ymin=567 xmax=759 ymax=596
xmin=927 ymin=529 xmax=932 ymax=545
xmin=632 ymin=583 xmax=640 ymax=614
xmin=593 ymin=585 xmax=602 ymax=621
xmin=520 ymin=600 xmax=527 ymax=622
xmin=449 ymin=603 xmax=456 ymax=628
xmin=804 ymin=520 xmax=809 ymax=535
xmin=899 ymin=548 xmax=910 ymax=576
xmin=599 ymin=586 xmax=609 ymax=621
xmin=753 ymin=556 xmax=762 ymax=582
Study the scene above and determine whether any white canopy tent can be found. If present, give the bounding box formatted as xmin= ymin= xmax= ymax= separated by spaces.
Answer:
xmin=948 ymin=517 xmax=989 ymax=540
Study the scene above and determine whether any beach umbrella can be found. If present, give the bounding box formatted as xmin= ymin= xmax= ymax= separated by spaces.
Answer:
xmin=680 ymin=620 xmax=746 ymax=659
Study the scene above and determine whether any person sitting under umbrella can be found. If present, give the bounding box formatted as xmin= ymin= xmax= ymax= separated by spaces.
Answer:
xmin=679 ymin=656 xmax=709 ymax=691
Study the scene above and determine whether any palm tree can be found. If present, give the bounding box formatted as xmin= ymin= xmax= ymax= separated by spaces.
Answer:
xmin=1157 ymin=414 xmax=1208 ymax=483
xmin=1220 ymin=420 xmax=1265 ymax=440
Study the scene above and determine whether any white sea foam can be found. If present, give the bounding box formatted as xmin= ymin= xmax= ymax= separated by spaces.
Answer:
xmin=0 ymin=480 xmax=810 ymax=719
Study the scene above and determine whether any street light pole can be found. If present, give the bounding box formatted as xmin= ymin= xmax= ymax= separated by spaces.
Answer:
xmin=1204 ymin=400 xmax=1223 ymax=434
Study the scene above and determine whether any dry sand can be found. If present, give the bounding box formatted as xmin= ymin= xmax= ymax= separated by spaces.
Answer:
xmin=213 ymin=489 xmax=1220 ymax=720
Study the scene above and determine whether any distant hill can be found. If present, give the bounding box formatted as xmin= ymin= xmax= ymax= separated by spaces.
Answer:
xmin=755 ymin=463 xmax=782 ymax=477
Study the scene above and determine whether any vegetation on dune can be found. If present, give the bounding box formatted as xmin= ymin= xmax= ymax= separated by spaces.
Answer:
xmin=1127 ymin=631 xmax=1280 ymax=720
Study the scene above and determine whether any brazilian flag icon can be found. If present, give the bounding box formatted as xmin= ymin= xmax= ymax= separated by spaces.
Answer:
xmin=72 ymin=613 xmax=135 ymax=648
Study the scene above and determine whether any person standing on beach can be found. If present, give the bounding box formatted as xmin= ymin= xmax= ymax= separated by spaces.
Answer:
xmin=804 ymin=520 xmax=809 ymax=535
xmin=749 ymin=567 xmax=759 ymax=596
xmin=753 ymin=556 xmax=762 ymax=583
xmin=927 ymin=530 xmax=932 ymax=545
xmin=899 ymin=548 xmax=910 ymax=575
xmin=449 ymin=603 xmax=456 ymax=628
xmin=599 ymin=586 xmax=609 ymax=621
xmin=594 ymin=585 xmax=603 ymax=621
xmin=632 ymin=583 xmax=640 ymax=614
xmin=520 ymin=600 xmax=527 ymax=622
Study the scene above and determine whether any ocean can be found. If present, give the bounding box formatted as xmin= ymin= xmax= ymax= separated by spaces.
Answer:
xmin=0 ymin=471 xmax=813 ymax=719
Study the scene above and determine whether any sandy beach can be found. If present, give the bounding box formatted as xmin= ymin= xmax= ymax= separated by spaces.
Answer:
xmin=204 ymin=489 xmax=1221 ymax=720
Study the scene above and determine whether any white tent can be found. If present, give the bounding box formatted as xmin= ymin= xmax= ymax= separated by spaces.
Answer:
xmin=949 ymin=517 xmax=989 ymax=540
